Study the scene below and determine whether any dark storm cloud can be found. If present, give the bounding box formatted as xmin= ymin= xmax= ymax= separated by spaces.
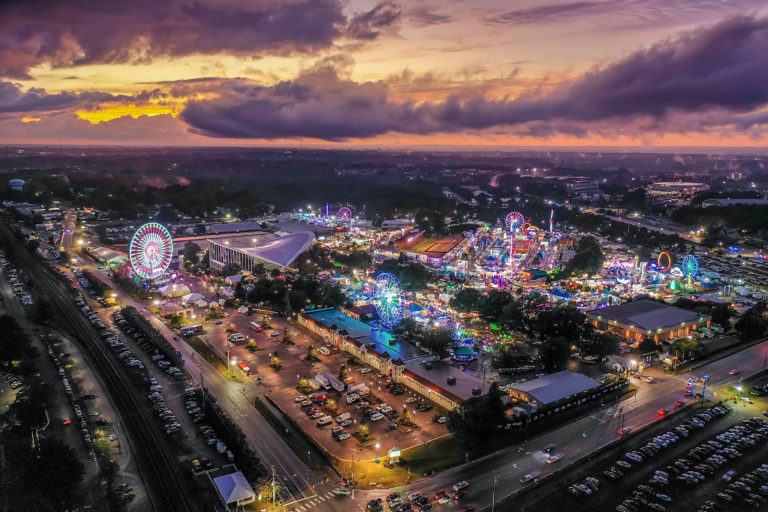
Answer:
xmin=345 ymin=1 xmax=402 ymax=40
xmin=0 ymin=80 xmax=165 ymax=114
xmin=0 ymin=0 xmax=400 ymax=79
xmin=180 ymin=15 xmax=768 ymax=140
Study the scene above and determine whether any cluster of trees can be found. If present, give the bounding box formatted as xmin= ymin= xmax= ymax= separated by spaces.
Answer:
xmin=446 ymin=382 xmax=507 ymax=454
xmin=735 ymin=301 xmax=768 ymax=341
xmin=451 ymin=288 xmax=619 ymax=369
xmin=673 ymin=298 xmax=733 ymax=328
xmin=392 ymin=319 xmax=455 ymax=358
xmin=332 ymin=250 xmax=372 ymax=270
xmin=243 ymin=274 xmax=348 ymax=313
xmin=560 ymin=207 xmax=685 ymax=249
xmin=376 ymin=257 xmax=436 ymax=292
xmin=672 ymin=204 xmax=768 ymax=238
xmin=561 ymin=235 xmax=604 ymax=277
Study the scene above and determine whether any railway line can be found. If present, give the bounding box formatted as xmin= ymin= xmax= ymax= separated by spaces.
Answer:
xmin=0 ymin=223 xmax=195 ymax=512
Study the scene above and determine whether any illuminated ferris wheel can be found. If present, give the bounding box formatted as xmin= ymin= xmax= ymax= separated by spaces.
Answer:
xmin=681 ymin=254 xmax=699 ymax=279
xmin=338 ymin=207 xmax=353 ymax=221
xmin=373 ymin=273 xmax=403 ymax=328
xmin=505 ymin=211 xmax=525 ymax=232
xmin=129 ymin=223 xmax=173 ymax=280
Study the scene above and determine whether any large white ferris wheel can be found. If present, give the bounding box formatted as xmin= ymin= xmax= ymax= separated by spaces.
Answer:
xmin=129 ymin=222 xmax=174 ymax=280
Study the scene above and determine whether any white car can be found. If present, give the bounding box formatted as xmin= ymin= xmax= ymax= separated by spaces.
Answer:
xmin=370 ymin=412 xmax=384 ymax=421
xmin=405 ymin=397 xmax=418 ymax=404
xmin=294 ymin=395 xmax=307 ymax=403
xmin=360 ymin=368 xmax=371 ymax=374
xmin=452 ymin=481 xmax=469 ymax=492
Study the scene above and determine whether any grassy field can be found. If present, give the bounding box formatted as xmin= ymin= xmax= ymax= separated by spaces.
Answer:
xmin=185 ymin=336 xmax=242 ymax=382
xmin=336 ymin=435 xmax=459 ymax=488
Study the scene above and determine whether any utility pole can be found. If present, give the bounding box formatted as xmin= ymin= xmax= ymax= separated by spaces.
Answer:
xmin=491 ymin=473 xmax=498 ymax=511
xmin=271 ymin=466 xmax=276 ymax=510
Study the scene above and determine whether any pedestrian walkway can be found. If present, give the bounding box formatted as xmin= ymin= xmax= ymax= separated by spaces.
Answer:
xmin=285 ymin=491 xmax=340 ymax=511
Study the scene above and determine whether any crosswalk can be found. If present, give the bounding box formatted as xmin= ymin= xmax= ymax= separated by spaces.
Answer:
xmin=285 ymin=491 xmax=338 ymax=511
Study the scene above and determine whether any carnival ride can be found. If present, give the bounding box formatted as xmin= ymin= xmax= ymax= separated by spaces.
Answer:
xmin=373 ymin=272 xmax=404 ymax=328
xmin=129 ymin=222 xmax=173 ymax=280
xmin=338 ymin=207 xmax=353 ymax=221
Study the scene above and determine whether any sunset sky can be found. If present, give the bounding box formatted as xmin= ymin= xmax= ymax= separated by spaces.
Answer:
xmin=2 ymin=0 xmax=768 ymax=148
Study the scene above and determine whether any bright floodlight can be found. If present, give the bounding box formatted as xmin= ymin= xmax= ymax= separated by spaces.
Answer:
xmin=129 ymin=222 xmax=173 ymax=280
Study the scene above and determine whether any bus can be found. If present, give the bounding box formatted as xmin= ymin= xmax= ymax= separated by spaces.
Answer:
xmin=180 ymin=324 xmax=203 ymax=337
xmin=249 ymin=322 xmax=262 ymax=332
xmin=237 ymin=361 xmax=251 ymax=375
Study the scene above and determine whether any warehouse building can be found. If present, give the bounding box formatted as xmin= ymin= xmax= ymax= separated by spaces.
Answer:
xmin=507 ymin=370 xmax=600 ymax=409
xmin=586 ymin=300 xmax=711 ymax=344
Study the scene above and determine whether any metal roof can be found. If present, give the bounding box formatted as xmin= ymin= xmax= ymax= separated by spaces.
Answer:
xmin=586 ymin=300 xmax=704 ymax=331
xmin=510 ymin=370 xmax=599 ymax=405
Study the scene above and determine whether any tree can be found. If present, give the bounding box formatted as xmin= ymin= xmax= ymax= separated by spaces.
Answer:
xmin=234 ymin=281 xmax=246 ymax=301
xmin=417 ymin=328 xmax=454 ymax=359
xmin=539 ymin=337 xmax=571 ymax=372
xmin=283 ymin=328 xmax=293 ymax=345
xmin=338 ymin=364 xmax=349 ymax=381
xmin=29 ymin=438 xmax=86 ymax=506
xmin=536 ymin=306 xmax=593 ymax=344
xmin=637 ymin=338 xmax=657 ymax=354
xmin=220 ymin=262 xmax=241 ymax=277
xmin=182 ymin=242 xmax=201 ymax=264
xmin=269 ymin=351 xmax=281 ymax=369
xmin=562 ymin=235 xmax=604 ymax=276
xmin=478 ymin=290 xmax=514 ymax=324
xmin=392 ymin=318 xmax=420 ymax=344
xmin=580 ymin=332 xmax=620 ymax=360
xmin=400 ymin=406 xmax=411 ymax=424
xmin=306 ymin=344 xmax=319 ymax=362
xmin=450 ymin=288 xmax=482 ymax=313
xmin=735 ymin=301 xmax=767 ymax=341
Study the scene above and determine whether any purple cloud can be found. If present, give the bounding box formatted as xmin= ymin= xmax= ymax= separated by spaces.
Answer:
xmin=180 ymin=15 xmax=768 ymax=140
xmin=0 ymin=0 xmax=400 ymax=79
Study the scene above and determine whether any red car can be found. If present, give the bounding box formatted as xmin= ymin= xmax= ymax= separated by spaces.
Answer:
xmin=63 ymin=417 xmax=71 ymax=425
xmin=674 ymin=400 xmax=685 ymax=407
xmin=729 ymin=369 xmax=739 ymax=375
xmin=657 ymin=409 xmax=667 ymax=416
xmin=617 ymin=427 xmax=631 ymax=436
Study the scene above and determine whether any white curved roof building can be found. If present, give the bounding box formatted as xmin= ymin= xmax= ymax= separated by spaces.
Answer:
xmin=208 ymin=231 xmax=314 ymax=271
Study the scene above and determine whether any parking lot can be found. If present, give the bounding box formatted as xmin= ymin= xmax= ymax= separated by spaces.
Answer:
xmin=522 ymin=390 xmax=768 ymax=512
xmin=188 ymin=312 xmax=450 ymax=461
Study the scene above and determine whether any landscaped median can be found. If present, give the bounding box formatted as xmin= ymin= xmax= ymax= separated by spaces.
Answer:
xmin=184 ymin=335 xmax=242 ymax=382
xmin=334 ymin=435 xmax=458 ymax=489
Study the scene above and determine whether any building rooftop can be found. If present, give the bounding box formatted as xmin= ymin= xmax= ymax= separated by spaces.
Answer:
xmin=210 ymin=221 xmax=263 ymax=234
xmin=304 ymin=308 xmax=427 ymax=362
xmin=394 ymin=234 xmax=464 ymax=259
xmin=213 ymin=471 xmax=255 ymax=505
xmin=405 ymin=360 xmax=483 ymax=403
xmin=586 ymin=300 xmax=705 ymax=331
xmin=208 ymin=231 xmax=314 ymax=268
xmin=510 ymin=370 xmax=599 ymax=405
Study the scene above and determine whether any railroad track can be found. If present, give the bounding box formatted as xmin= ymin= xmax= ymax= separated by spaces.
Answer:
xmin=0 ymin=224 xmax=195 ymax=512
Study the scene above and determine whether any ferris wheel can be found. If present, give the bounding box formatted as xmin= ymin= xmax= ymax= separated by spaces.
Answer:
xmin=129 ymin=222 xmax=173 ymax=280
xmin=505 ymin=211 xmax=525 ymax=232
xmin=338 ymin=207 xmax=353 ymax=221
xmin=373 ymin=273 xmax=403 ymax=328
xmin=657 ymin=251 xmax=672 ymax=273
xmin=681 ymin=254 xmax=699 ymax=279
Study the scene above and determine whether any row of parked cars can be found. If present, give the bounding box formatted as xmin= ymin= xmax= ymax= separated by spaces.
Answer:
xmin=3 ymin=259 xmax=33 ymax=306
xmin=146 ymin=378 xmax=182 ymax=435
xmin=712 ymin=462 xmax=768 ymax=511
xmin=112 ymin=310 xmax=184 ymax=380
xmin=187 ymin=389 xmax=234 ymax=461
xmin=42 ymin=334 xmax=97 ymax=448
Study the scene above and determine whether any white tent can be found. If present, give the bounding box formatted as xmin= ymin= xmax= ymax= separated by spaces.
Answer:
xmin=183 ymin=292 xmax=205 ymax=303
xmin=159 ymin=283 xmax=191 ymax=297
xmin=195 ymin=299 xmax=208 ymax=308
